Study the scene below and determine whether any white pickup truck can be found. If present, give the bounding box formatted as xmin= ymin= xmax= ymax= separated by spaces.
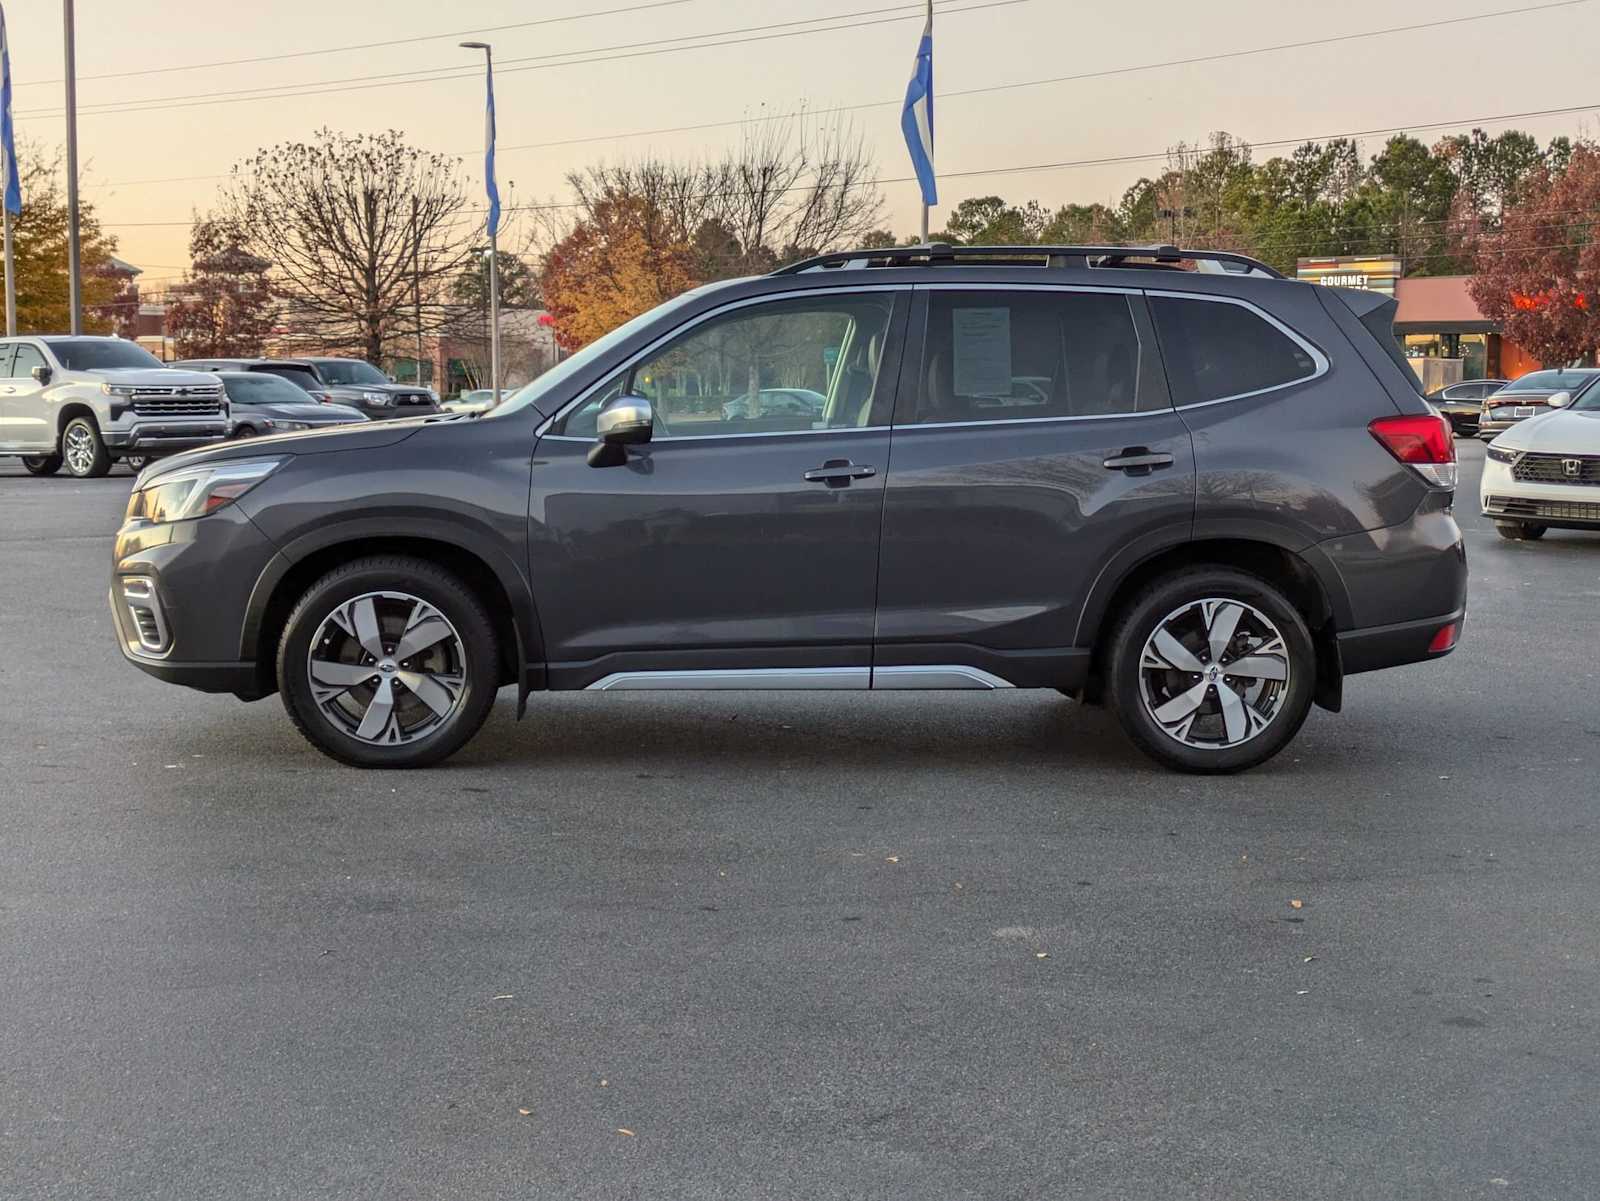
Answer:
xmin=0 ymin=335 xmax=228 ymax=477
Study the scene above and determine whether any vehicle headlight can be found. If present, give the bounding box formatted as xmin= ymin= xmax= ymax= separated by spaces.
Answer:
xmin=124 ymin=457 xmax=283 ymax=525
xmin=264 ymin=419 xmax=311 ymax=431
xmin=102 ymin=383 xmax=138 ymax=397
xmin=362 ymin=391 xmax=390 ymax=405
xmin=1486 ymin=444 xmax=1520 ymax=464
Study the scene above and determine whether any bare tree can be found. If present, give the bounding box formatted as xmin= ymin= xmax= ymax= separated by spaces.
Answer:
xmin=221 ymin=129 xmax=477 ymax=364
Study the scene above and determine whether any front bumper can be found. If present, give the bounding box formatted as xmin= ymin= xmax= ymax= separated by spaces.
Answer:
xmin=111 ymin=502 xmax=284 ymax=698
xmin=104 ymin=419 xmax=229 ymax=453
xmin=1481 ymin=457 xmax=1600 ymax=528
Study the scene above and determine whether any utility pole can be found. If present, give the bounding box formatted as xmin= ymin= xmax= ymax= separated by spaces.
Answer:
xmin=412 ymin=195 xmax=424 ymax=391
xmin=62 ymin=0 xmax=81 ymax=334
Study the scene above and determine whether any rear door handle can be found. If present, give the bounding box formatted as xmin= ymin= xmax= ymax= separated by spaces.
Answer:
xmin=1103 ymin=448 xmax=1174 ymax=474
xmin=804 ymin=460 xmax=876 ymax=486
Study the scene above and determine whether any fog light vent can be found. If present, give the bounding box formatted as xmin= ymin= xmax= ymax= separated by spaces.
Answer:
xmin=120 ymin=577 xmax=170 ymax=654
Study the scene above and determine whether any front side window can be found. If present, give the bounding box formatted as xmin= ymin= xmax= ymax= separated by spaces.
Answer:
xmin=1149 ymin=296 xmax=1319 ymax=406
xmin=43 ymin=338 xmax=165 ymax=371
xmin=11 ymin=344 xmax=45 ymax=378
xmin=556 ymin=294 xmax=898 ymax=439
xmin=906 ymin=289 xmax=1146 ymax=424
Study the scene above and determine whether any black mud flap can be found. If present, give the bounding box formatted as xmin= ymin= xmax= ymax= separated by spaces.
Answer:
xmin=1313 ymin=624 xmax=1343 ymax=713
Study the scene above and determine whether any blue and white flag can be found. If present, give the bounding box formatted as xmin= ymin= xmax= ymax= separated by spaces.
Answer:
xmin=0 ymin=1 xmax=20 ymax=215
xmin=900 ymin=14 xmax=936 ymax=208
xmin=482 ymin=54 xmax=500 ymax=238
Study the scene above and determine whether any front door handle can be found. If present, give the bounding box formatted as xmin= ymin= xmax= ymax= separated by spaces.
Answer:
xmin=804 ymin=459 xmax=876 ymax=486
xmin=1103 ymin=447 xmax=1175 ymax=474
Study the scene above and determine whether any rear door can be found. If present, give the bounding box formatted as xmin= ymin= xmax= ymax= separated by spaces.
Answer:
xmin=873 ymin=285 xmax=1195 ymax=687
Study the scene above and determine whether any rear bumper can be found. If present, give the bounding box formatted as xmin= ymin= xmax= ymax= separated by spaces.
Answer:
xmin=1337 ymin=608 xmax=1464 ymax=675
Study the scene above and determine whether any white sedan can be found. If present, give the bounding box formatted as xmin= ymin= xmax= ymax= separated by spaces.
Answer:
xmin=1480 ymin=383 xmax=1600 ymax=540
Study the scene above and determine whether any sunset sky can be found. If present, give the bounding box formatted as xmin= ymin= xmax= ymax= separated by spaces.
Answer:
xmin=6 ymin=0 xmax=1599 ymax=291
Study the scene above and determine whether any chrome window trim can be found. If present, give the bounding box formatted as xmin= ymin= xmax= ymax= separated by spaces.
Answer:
xmin=912 ymin=282 xmax=1139 ymax=296
xmin=540 ymin=425 xmax=891 ymax=444
xmin=895 ymin=411 xmax=1165 ymax=432
xmin=1144 ymin=288 xmax=1330 ymax=411
xmin=535 ymin=284 xmax=911 ymax=439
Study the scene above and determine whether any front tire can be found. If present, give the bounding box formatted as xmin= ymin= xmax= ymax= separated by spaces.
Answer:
xmin=1104 ymin=568 xmax=1316 ymax=774
xmin=21 ymin=454 xmax=62 ymax=476
xmin=232 ymin=425 xmax=257 ymax=439
xmin=1495 ymin=521 xmax=1547 ymax=541
xmin=61 ymin=417 xmax=112 ymax=478
xmin=277 ymin=556 xmax=500 ymax=768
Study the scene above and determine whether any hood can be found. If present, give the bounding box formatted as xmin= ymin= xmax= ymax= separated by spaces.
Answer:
xmin=1493 ymin=407 xmax=1600 ymax=453
xmin=139 ymin=414 xmax=434 ymax=483
xmin=89 ymin=368 xmax=221 ymax=388
xmin=327 ymin=381 xmax=432 ymax=396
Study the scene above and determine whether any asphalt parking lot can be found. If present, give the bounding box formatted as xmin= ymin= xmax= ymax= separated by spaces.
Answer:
xmin=2 ymin=440 xmax=1598 ymax=1200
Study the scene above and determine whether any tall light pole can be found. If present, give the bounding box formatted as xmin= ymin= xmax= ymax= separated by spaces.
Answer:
xmin=62 ymin=0 xmax=81 ymax=334
xmin=460 ymin=41 xmax=499 ymax=401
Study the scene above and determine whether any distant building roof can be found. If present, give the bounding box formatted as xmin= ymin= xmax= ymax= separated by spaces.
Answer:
xmin=107 ymin=256 xmax=143 ymax=277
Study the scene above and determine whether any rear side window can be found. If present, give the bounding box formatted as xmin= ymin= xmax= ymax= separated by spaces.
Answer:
xmin=259 ymin=365 xmax=322 ymax=391
xmin=907 ymin=289 xmax=1149 ymax=423
xmin=1150 ymin=295 xmax=1319 ymax=406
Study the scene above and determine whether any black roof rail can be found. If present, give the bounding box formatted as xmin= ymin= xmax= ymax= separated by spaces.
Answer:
xmin=772 ymin=243 xmax=1284 ymax=279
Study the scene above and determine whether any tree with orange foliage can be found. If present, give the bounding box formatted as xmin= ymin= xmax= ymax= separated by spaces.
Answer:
xmin=1467 ymin=141 xmax=1600 ymax=366
xmin=540 ymin=196 xmax=696 ymax=351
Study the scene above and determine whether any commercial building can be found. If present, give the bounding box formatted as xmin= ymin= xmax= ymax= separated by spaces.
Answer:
xmin=1296 ymin=255 xmax=1541 ymax=390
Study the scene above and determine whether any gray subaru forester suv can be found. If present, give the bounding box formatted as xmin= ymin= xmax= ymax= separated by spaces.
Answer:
xmin=110 ymin=244 xmax=1466 ymax=773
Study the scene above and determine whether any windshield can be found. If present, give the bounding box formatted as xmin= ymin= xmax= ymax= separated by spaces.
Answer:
xmin=221 ymin=374 xmax=310 ymax=405
xmin=44 ymin=339 xmax=165 ymax=371
xmin=1497 ymin=369 xmax=1598 ymax=394
xmin=312 ymin=359 xmax=389 ymax=386
xmin=488 ymin=284 xmax=725 ymax=420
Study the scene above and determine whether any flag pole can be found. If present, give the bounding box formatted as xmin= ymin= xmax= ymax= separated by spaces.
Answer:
xmin=63 ymin=0 xmax=81 ymax=334
xmin=3 ymin=209 xmax=14 ymax=335
xmin=920 ymin=0 xmax=932 ymax=244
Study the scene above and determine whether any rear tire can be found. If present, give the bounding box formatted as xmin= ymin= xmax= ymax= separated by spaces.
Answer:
xmin=1495 ymin=521 xmax=1547 ymax=541
xmin=61 ymin=417 xmax=112 ymax=478
xmin=277 ymin=556 xmax=500 ymax=768
xmin=21 ymin=454 xmax=62 ymax=476
xmin=1104 ymin=567 xmax=1316 ymax=774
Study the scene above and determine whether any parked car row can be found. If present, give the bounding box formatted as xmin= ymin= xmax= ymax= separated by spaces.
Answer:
xmin=0 ymin=336 xmax=444 ymax=478
xmin=1478 ymin=372 xmax=1600 ymax=542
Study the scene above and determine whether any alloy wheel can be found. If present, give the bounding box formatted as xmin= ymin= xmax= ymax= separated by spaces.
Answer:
xmin=306 ymin=591 xmax=467 ymax=745
xmin=64 ymin=424 xmax=97 ymax=475
xmin=1137 ymin=598 xmax=1291 ymax=749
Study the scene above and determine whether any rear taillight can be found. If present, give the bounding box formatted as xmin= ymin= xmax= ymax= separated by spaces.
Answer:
xmin=1369 ymin=413 xmax=1457 ymax=488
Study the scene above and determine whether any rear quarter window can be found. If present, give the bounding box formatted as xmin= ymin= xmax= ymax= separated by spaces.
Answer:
xmin=1150 ymin=295 xmax=1320 ymax=406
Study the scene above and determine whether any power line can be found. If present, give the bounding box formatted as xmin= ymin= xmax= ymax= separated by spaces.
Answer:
xmin=9 ymin=0 xmax=703 ymax=88
xmin=18 ymin=0 xmax=1018 ymax=121
xmin=56 ymin=0 xmax=968 ymax=115
xmin=76 ymin=0 xmax=1591 ymax=190
xmin=90 ymin=100 xmax=1600 ymax=230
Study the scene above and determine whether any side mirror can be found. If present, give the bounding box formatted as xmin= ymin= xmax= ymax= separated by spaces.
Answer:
xmin=1547 ymin=391 xmax=1572 ymax=408
xmin=31 ymin=364 xmax=51 ymax=385
xmin=588 ymin=396 xmax=653 ymax=467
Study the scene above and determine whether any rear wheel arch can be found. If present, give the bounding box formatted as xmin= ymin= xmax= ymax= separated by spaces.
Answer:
xmin=247 ymin=533 xmax=535 ymax=698
xmin=1077 ymin=538 xmax=1345 ymax=711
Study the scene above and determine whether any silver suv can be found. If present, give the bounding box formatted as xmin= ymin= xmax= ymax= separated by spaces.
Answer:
xmin=0 ymin=336 xmax=228 ymax=477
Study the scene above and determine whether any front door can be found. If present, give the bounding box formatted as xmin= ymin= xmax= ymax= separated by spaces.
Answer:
xmin=874 ymin=285 xmax=1196 ymax=687
xmin=530 ymin=290 xmax=908 ymax=690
